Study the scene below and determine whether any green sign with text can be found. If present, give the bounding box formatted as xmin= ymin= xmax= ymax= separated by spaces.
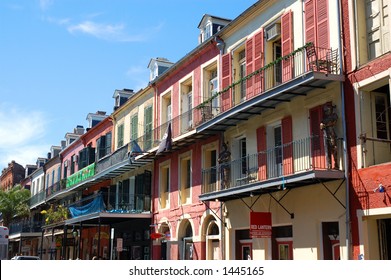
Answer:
xmin=66 ymin=162 xmax=95 ymax=188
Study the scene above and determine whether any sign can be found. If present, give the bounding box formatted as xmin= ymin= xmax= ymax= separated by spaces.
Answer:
xmin=66 ymin=162 xmax=96 ymax=188
xmin=116 ymin=238 xmax=123 ymax=252
xmin=250 ymin=212 xmax=272 ymax=238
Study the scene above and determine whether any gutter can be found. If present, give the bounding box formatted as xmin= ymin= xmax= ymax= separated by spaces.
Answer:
xmin=336 ymin=0 xmax=351 ymax=260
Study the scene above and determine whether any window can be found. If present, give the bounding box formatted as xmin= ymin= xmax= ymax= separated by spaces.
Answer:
xmin=204 ymin=22 xmax=212 ymax=40
xmin=161 ymin=93 xmax=172 ymax=124
xmin=239 ymin=138 xmax=247 ymax=175
xmin=160 ymin=164 xmax=170 ymax=209
xmin=78 ymin=146 xmax=96 ymax=169
xmin=374 ymin=94 xmax=389 ymax=139
xmin=117 ymin=123 xmax=124 ymax=148
xmin=231 ymin=45 xmax=246 ymax=105
xmin=180 ymin=155 xmax=192 ymax=205
xmin=96 ymin=132 xmax=112 ymax=160
xmin=181 ymin=78 xmax=193 ymax=132
xmin=365 ymin=0 xmax=389 ymax=60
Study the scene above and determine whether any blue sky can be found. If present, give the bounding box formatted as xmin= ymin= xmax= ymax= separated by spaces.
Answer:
xmin=0 ymin=0 xmax=257 ymax=170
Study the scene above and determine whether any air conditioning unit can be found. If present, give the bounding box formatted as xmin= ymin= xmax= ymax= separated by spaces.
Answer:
xmin=64 ymin=160 xmax=68 ymax=167
xmin=266 ymin=23 xmax=281 ymax=41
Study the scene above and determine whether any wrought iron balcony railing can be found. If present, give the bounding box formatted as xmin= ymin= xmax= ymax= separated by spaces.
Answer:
xmin=29 ymin=190 xmax=46 ymax=207
xmin=201 ymin=135 xmax=343 ymax=195
xmin=9 ymin=220 xmax=43 ymax=235
xmin=130 ymin=44 xmax=340 ymax=153
xmin=66 ymin=191 xmax=151 ymax=220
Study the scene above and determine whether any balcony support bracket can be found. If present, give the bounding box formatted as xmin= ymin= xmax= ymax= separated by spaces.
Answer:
xmin=238 ymin=194 xmax=262 ymax=211
xmin=269 ymin=190 xmax=294 ymax=219
xmin=317 ymin=178 xmax=346 ymax=209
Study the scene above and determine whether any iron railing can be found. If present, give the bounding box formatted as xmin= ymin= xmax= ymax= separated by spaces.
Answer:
xmin=66 ymin=191 xmax=151 ymax=218
xmin=201 ymin=135 xmax=343 ymax=195
xmin=9 ymin=220 xmax=43 ymax=235
xmin=131 ymin=44 xmax=340 ymax=152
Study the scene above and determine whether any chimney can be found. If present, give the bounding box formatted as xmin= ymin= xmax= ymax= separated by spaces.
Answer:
xmin=74 ymin=125 xmax=85 ymax=135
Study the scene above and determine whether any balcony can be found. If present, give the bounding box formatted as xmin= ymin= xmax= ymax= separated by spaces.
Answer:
xmin=196 ymin=44 xmax=343 ymax=134
xmin=65 ymin=192 xmax=151 ymax=224
xmin=29 ymin=190 xmax=46 ymax=208
xmin=199 ymin=135 xmax=345 ymax=202
xmin=9 ymin=220 xmax=43 ymax=236
xmin=132 ymin=44 xmax=343 ymax=159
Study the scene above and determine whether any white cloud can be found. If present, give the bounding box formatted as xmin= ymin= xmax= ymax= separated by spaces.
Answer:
xmin=0 ymin=104 xmax=49 ymax=168
xmin=67 ymin=21 xmax=146 ymax=42
xmin=39 ymin=0 xmax=53 ymax=11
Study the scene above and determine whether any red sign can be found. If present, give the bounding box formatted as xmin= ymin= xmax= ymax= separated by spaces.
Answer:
xmin=250 ymin=212 xmax=272 ymax=238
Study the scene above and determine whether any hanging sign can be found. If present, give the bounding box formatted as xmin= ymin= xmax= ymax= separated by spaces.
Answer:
xmin=250 ymin=212 xmax=272 ymax=238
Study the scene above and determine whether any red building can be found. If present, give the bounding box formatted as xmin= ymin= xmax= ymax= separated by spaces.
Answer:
xmin=341 ymin=0 xmax=391 ymax=260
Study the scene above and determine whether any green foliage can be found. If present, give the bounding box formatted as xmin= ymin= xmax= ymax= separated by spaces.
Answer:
xmin=41 ymin=204 xmax=68 ymax=225
xmin=0 ymin=185 xmax=31 ymax=227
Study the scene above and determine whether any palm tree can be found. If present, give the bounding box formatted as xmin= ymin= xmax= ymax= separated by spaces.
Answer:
xmin=0 ymin=185 xmax=30 ymax=227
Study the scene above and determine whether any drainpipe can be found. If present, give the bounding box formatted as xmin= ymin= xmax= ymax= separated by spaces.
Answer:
xmin=336 ymin=0 xmax=351 ymax=260
xmin=215 ymin=35 xmax=226 ymax=260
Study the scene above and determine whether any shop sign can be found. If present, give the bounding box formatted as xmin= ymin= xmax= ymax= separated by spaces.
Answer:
xmin=250 ymin=212 xmax=272 ymax=238
xmin=66 ymin=163 xmax=96 ymax=188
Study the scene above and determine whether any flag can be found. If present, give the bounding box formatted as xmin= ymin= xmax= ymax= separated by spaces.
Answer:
xmin=130 ymin=140 xmax=144 ymax=154
xmin=156 ymin=122 xmax=172 ymax=155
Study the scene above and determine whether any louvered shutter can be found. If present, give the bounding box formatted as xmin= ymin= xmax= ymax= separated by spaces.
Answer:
xmin=256 ymin=126 xmax=267 ymax=180
xmin=305 ymin=0 xmax=316 ymax=45
xmin=221 ymin=53 xmax=232 ymax=112
xmin=281 ymin=10 xmax=293 ymax=82
xmin=246 ymin=38 xmax=254 ymax=98
xmin=316 ymin=0 xmax=329 ymax=49
xmin=282 ymin=116 xmax=293 ymax=175
xmin=253 ymin=29 xmax=264 ymax=95
xmin=305 ymin=0 xmax=329 ymax=49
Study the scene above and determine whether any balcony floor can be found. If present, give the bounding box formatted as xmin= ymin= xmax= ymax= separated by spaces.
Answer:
xmin=199 ymin=168 xmax=345 ymax=202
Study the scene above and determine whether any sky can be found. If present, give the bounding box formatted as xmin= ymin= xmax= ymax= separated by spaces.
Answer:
xmin=0 ymin=0 xmax=257 ymax=170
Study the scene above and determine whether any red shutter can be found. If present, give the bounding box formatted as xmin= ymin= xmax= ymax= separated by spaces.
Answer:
xmin=305 ymin=0 xmax=329 ymax=48
xmin=309 ymin=105 xmax=326 ymax=169
xmin=246 ymin=38 xmax=254 ymax=99
xmin=253 ymin=29 xmax=264 ymax=95
xmin=281 ymin=10 xmax=293 ymax=82
xmin=221 ymin=53 xmax=232 ymax=112
xmin=256 ymin=126 xmax=267 ymax=181
xmin=316 ymin=0 xmax=329 ymax=49
xmin=305 ymin=0 xmax=316 ymax=45
xmin=282 ymin=116 xmax=293 ymax=175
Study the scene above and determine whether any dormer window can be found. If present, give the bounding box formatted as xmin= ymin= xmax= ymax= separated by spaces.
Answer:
xmin=204 ymin=22 xmax=212 ymax=41
xmin=198 ymin=14 xmax=231 ymax=44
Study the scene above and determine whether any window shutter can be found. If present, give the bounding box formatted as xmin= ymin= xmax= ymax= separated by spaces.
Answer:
xmin=221 ymin=52 xmax=232 ymax=112
xmin=246 ymin=38 xmax=254 ymax=98
xmin=256 ymin=126 xmax=267 ymax=180
xmin=282 ymin=116 xmax=293 ymax=175
xmin=89 ymin=147 xmax=96 ymax=165
xmin=305 ymin=0 xmax=316 ymax=45
xmin=253 ymin=29 xmax=264 ymax=94
xmin=305 ymin=0 xmax=329 ymax=49
xmin=316 ymin=0 xmax=329 ymax=49
xmin=106 ymin=132 xmax=112 ymax=155
xmin=281 ymin=10 xmax=293 ymax=82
